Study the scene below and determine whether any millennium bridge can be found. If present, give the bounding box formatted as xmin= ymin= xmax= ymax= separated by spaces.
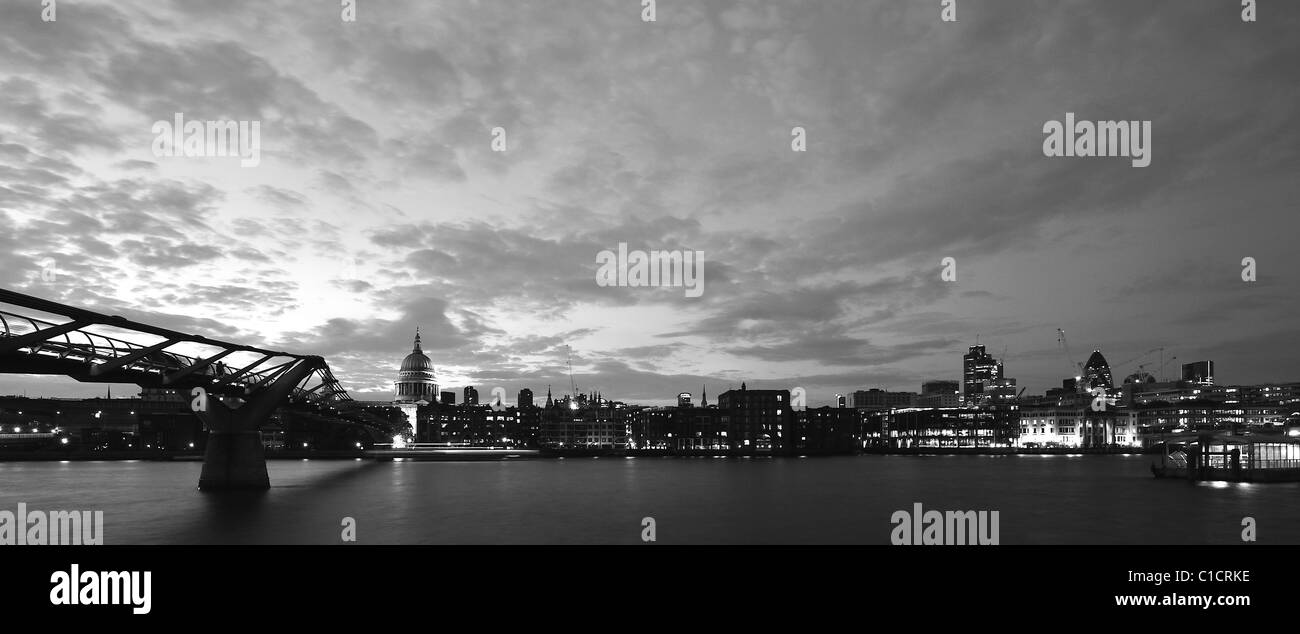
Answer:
xmin=0 ymin=287 xmax=400 ymax=490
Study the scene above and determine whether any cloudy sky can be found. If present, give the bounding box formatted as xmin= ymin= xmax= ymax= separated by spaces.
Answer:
xmin=1 ymin=0 xmax=1297 ymax=405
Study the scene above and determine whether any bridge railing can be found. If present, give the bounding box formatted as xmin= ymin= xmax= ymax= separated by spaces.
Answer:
xmin=1 ymin=288 xmax=352 ymax=404
xmin=2 ymin=307 xmax=208 ymax=375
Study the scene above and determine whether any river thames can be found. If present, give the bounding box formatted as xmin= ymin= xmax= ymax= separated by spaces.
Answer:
xmin=2 ymin=454 xmax=1297 ymax=544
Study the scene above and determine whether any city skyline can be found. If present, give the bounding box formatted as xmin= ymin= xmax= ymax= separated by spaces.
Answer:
xmin=2 ymin=1 xmax=1298 ymax=406
xmin=0 ymin=306 xmax=1280 ymax=411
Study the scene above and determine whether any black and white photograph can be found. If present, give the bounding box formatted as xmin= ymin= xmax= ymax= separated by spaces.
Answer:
xmin=0 ymin=0 xmax=1295 ymax=621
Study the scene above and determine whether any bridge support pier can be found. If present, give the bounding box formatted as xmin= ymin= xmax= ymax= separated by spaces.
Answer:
xmin=195 ymin=358 xmax=322 ymax=491
xmin=199 ymin=430 xmax=270 ymax=490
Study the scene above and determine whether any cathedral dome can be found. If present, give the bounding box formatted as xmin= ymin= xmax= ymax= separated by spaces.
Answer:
xmin=401 ymin=349 xmax=433 ymax=373
xmin=395 ymin=329 xmax=437 ymax=404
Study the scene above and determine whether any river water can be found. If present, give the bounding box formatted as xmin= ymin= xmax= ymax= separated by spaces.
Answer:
xmin=2 ymin=454 xmax=1295 ymax=544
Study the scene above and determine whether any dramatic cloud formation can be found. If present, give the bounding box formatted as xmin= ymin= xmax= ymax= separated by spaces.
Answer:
xmin=1 ymin=0 xmax=1297 ymax=404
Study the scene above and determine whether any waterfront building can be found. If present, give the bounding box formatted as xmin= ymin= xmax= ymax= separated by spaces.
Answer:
xmin=716 ymin=384 xmax=791 ymax=452
xmin=676 ymin=405 xmax=726 ymax=449
xmin=628 ymin=405 xmax=727 ymax=451
xmin=539 ymin=396 xmax=626 ymax=449
xmin=791 ymin=407 xmax=859 ymax=452
xmin=513 ymin=403 xmax=542 ymax=447
xmin=0 ymin=394 xmax=158 ymax=450
xmin=1132 ymin=399 xmax=1233 ymax=438
xmin=629 ymin=407 xmax=675 ymax=450
xmin=1017 ymin=403 xmax=1137 ymax=448
xmin=483 ymin=408 xmax=514 ymax=446
xmin=629 ymin=400 xmax=856 ymax=454
xmin=863 ymin=407 xmax=1018 ymax=449
xmin=136 ymin=388 xmax=203 ymax=450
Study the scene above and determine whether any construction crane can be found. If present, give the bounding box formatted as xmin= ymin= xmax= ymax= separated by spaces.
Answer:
xmin=1155 ymin=354 xmax=1177 ymax=382
xmin=566 ymin=345 xmax=579 ymax=404
xmin=1131 ymin=354 xmax=1178 ymax=382
xmin=1056 ymin=328 xmax=1083 ymax=376
xmin=1114 ymin=347 xmax=1163 ymax=378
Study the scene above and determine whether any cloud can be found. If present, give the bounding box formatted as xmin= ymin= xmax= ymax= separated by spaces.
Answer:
xmin=2 ymin=1 xmax=1298 ymax=404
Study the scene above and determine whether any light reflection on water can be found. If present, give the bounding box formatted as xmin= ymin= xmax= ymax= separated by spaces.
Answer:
xmin=1 ymin=455 xmax=1295 ymax=544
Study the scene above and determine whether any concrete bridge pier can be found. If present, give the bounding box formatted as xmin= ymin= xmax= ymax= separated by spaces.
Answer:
xmin=197 ymin=396 xmax=271 ymax=490
xmin=196 ymin=358 xmax=322 ymax=491
xmin=200 ymin=431 xmax=271 ymax=490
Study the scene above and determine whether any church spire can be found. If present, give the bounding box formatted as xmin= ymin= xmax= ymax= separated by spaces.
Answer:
xmin=701 ymin=384 xmax=706 ymax=407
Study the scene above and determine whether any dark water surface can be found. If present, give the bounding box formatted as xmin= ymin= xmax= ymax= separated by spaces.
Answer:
xmin=2 ymin=454 xmax=1295 ymax=544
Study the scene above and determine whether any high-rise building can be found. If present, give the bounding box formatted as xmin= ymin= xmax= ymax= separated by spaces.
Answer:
xmin=463 ymin=386 xmax=479 ymax=406
xmin=439 ymin=391 xmax=455 ymax=406
xmin=1082 ymin=350 xmax=1113 ymax=390
xmin=677 ymin=392 xmax=692 ymax=408
xmin=518 ymin=388 xmax=534 ymax=409
xmin=1182 ymin=361 xmax=1215 ymax=385
xmin=836 ymin=394 xmax=847 ymax=408
xmin=962 ymin=345 xmax=1002 ymax=404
